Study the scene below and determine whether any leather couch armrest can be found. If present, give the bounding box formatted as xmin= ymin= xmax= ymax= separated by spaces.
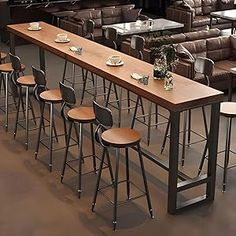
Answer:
xmin=173 ymin=59 xmax=194 ymax=79
xmin=166 ymin=6 xmax=193 ymax=32
xmin=60 ymin=19 xmax=84 ymax=36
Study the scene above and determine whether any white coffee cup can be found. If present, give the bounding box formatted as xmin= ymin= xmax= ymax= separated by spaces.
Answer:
xmin=108 ymin=55 xmax=121 ymax=64
xmin=57 ymin=33 xmax=68 ymax=41
xmin=29 ymin=22 xmax=39 ymax=30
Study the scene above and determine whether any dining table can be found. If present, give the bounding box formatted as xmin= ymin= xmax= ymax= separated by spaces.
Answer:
xmin=7 ymin=21 xmax=224 ymax=214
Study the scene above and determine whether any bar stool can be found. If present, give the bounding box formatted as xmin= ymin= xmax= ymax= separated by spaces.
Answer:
xmin=59 ymin=82 xmax=97 ymax=198
xmin=0 ymin=53 xmax=25 ymax=131
xmin=8 ymin=54 xmax=36 ymax=150
xmin=33 ymin=66 xmax=63 ymax=172
xmin=105 ymin=34 xmax=143 ymax=127
xmin=161 ymin=57 xmax=213 ymax=165
xmin=130 ymin=35 xmax=167 ymax=145
xmin=199 ymin=102 xmax=236 ymax=192
xmin=92 ymin=101 xmax=153 ymax=231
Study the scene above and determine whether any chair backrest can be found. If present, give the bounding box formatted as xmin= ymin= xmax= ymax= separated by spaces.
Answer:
xmin=130 ymin=35 xmax=145 ymax=60
xmin=59 ymin=82 xmax=76 ymax=121
xmin=105 ymin=27 xmax=118 ymax=50
xmin=32 ymin=66 xmax=47 ymax=101
xmin=93 ymin=101 xmax=113 ymax=145
xmin=9 ymin=52 xmax=22 ymax=72
xmin=194 ymin=57 xmax=214 ymax=86
xmin=59 ymin=82 xmax=76 ymax=106
xmin=83 ymin=19 xmax=95 ymax=41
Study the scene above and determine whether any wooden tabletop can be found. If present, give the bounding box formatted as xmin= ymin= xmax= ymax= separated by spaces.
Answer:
xmin=7 ymin=22 xmax=223 ymax=112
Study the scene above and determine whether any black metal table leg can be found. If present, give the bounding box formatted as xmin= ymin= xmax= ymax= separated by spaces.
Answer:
xmin=206 ymin=102 xmax=220 ymax=200
xmin=168 ymin=110 xmax=180 ymax=214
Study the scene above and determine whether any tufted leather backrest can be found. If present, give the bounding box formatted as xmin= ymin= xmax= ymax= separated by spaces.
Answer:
xmin=207 ymin=36 xmax=232 ymax=61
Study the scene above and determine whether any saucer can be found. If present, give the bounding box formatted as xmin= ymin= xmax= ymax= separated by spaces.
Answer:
xmin=131 ymin=73 xmax=143 ymax=80
xmin=69 ymin=46 xmax=82 ymax=53
xmin=54 ymin=38 xmax=70 ymax=43
xmin=27 ymin=27 xmax=42 ymax=31
xmin=106 ymin=60 xmax=124 ymax=67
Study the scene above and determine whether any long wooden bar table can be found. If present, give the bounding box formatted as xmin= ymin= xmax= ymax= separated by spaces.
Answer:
xmin=7 ymin=22 xmax=224 ymax=214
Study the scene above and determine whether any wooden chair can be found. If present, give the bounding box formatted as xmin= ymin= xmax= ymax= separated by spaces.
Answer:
xmin=33 ymin=66 xmax=62 ymax=172
xmin=91 ymin=101 xmax=153 ymax=231
xmin=60 ymin=82 xmax=97 ymax=198
xmin=0 ymin=53 xmax=25 ymax=131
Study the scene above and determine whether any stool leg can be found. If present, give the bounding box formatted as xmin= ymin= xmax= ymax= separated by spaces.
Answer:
xmin=49 ymin=103 xmax=53 ymax=172
xmin=13 ymin=87 xmax=22 ymax=139
xmin=223 ymin=117 xmax=232 ymax=192
xmin=90 ymin=123 xmax=97 ymax=173
xmin=127 ymin=90 xmax=130 ymax=113
xmin=77 ymin=122 xmax=83 ymax=198
xmin=25 ymin=86 xmax=29 ymax=150
xmin=80 ymin=70 xmax=88 ymax=105
xmin=125 ymin=147 xmax=130 ymax=199
xmin=62 ymin=60 xmax=67 ymax=83
xmin=35 ymin=103 xmax=45 ymax=159
xmin=113 ymin=148 xmax=120 ymax=231
xmin=61 ymin=121 xmax=72 ymax=183
xmin=29 ymin=96 xmax=37 ymax=125
xmin=92 ymin=147 xmax=106 ymax=212
xmin=137 ymin=143 xmax=153 ymax=219
xmin=131 ymin=96 xmax=139 ymax=129
xmin=198 ymin=139 xmax=208 ymax=176
xmin=161 ymin=118 xmax=170 ymax=154
xmin=106 ymin=148 xmax=114 ymax=184
xmin=4 ymin=72 xmax=9 ymax=131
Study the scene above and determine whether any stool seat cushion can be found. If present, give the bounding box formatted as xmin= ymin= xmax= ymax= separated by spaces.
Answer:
xmin=0 ymin=52 xmax=7 ymax=61
xmin=68 ymin=107 xmax=95 ymax=123
xmin=0 ymin=63 xmax=25 ymax=73
xmin=220 ymin=102 xmax=236 ymax=117
xmin=17 ymin=75 xmax=35 ymax=87
xmin=102 ymin=128 xmax=141 ymax=147
xmin=40 ymin=89 xmax=62 ymax=102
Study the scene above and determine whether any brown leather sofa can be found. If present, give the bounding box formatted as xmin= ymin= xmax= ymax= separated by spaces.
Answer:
xmin=166 ymin=0 xmax=235 ymax=32
xmin=121 ymin=28 xmax=221 ymax=63
xmin=59 ymin=4 xmax=146 ymax=42
xmin=174 ymin=35 xmax=236 ymax=91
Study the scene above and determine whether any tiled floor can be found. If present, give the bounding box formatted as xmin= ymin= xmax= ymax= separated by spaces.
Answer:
xmin=1 ymin=42 xmax=236 ymax=235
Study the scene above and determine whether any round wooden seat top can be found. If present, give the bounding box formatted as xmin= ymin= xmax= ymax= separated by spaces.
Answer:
xmin=101 ymin=127 xmax=141 ymax=148
xmin=0 ymin=63 xmax=26 ymax=73
xmin=68 ymin=107 xmax=95 ymax=123
xmin=220 ymin=102 xmax=236 ymax=117
xmin=17 ymin=75 xmax=35 ymax=87
xmin=0 ymin=52 xmax=7 ymax=61
xmin=40 ymin=89 xmax=62 ymax=103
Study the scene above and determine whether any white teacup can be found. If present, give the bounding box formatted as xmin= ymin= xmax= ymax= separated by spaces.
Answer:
xmin=57 ymin=33 xmax=68 ymax=42
xmin=30 ymin=22 xmax=40 ymax=30
xmin=108 ymin=55 xmax=121 ymax=64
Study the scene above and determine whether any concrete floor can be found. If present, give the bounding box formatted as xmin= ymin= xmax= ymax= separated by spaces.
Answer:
xmin=1 ymin=41 xmax=236 ymax=236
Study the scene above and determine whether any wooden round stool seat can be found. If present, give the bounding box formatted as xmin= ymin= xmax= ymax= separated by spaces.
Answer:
xmin=102 ymin=127 xmax=141 ymax=148
xmin=0 ymin=63 xmax=25 ymax=73
xmin=220 ymin=102 xmax=236 ymax=118
xmin=40 ymin=89 xmax=62 ymax=103
xmin=17 ymin=75 xmax=35 ymax=87
xmin=68 ymin=107 xmax=95 ymax=123
xmin=0 ymin=52 xmax=7 ymax=61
